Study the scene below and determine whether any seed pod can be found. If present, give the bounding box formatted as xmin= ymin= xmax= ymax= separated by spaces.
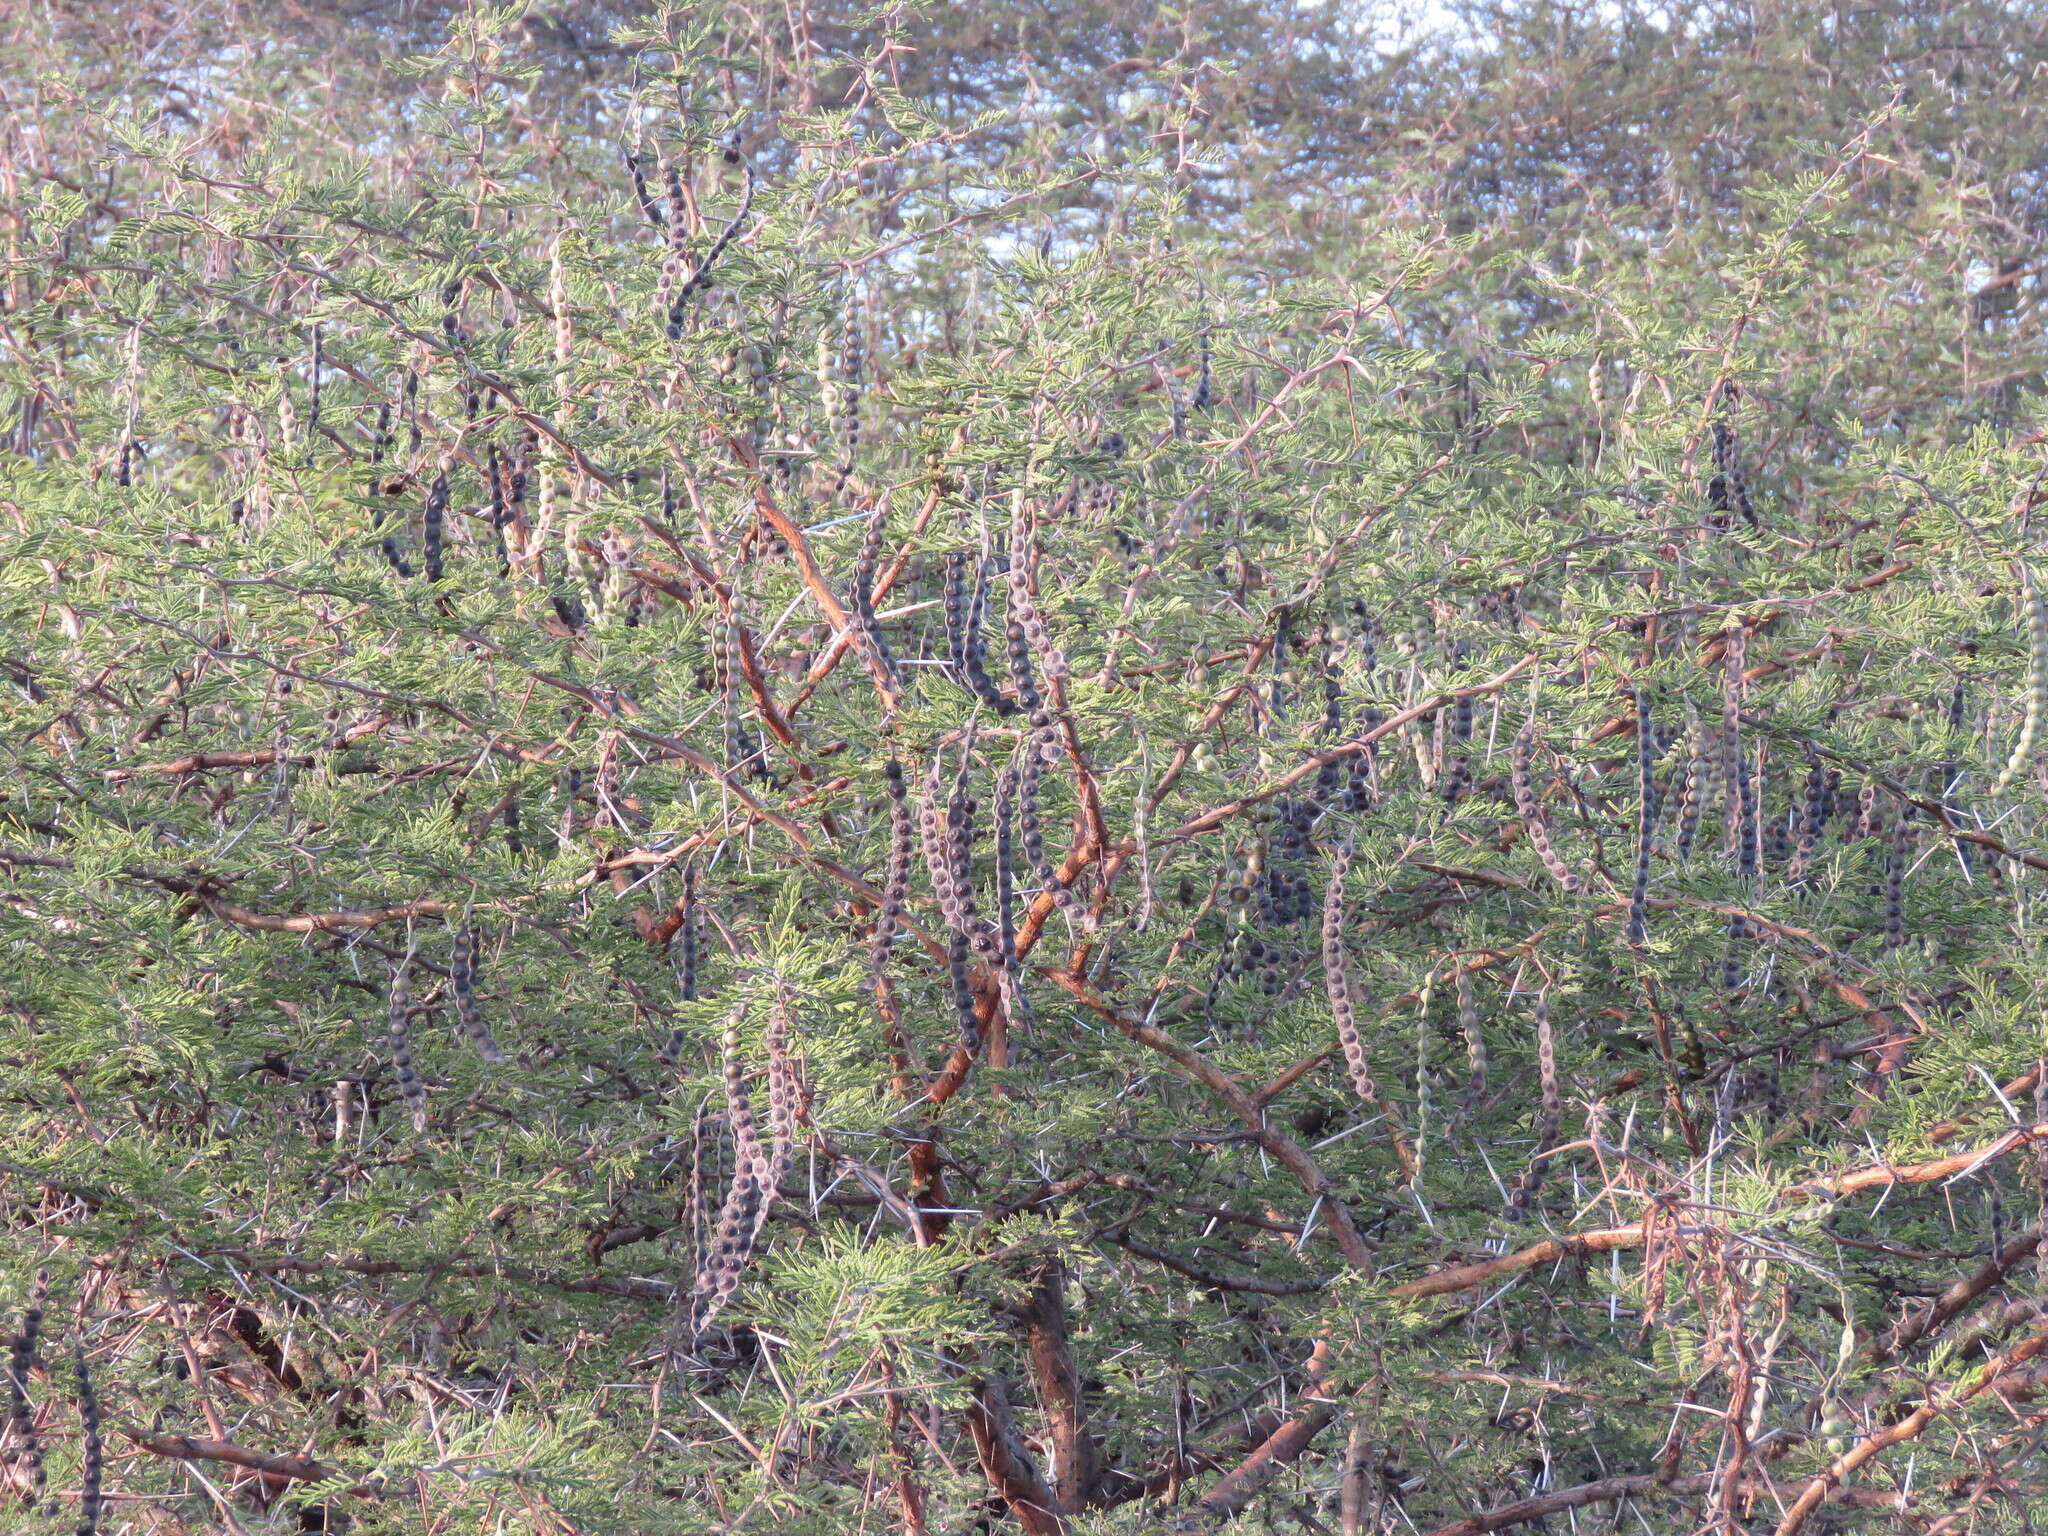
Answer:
xmin=1708 ymin=420 xmax=1757 ymax=529
xmin=871 ymin=761 xmax=913 ymax=991
xmin=485 ymin=443 xmax=509 ymax=573
xmin=1722 ymin=625 xmax=1757 ymax=885
xmin=960 ymin=556 xmax=1014 ymax=713
xmin=1503 ymin=994 xmax=1561 ymax=1224
xmin=1191 ymin=327 xmax=1214 ymax=413
xmin=1456 ymin=969 xmax=1487 ymax=1115
xmin=1017 ymin=727 xmax=1093 ymax=930
xmin=1006 ymin=489 xmax=1068 ymax=681
xmin=1510 ymin=721 xmax=1583 ymax=892
xmin=449 ymin=925 xmax=506 ymax=1064
xmin=1885 ymin=805 xmax=1912 ymax=952
xmin=668 ymin=162 xmax=754 ymax=336
xmin=1675 ymin=710 xmax=1704 ymax=862
xmin=689 ymin=1002 xmax=769 ymax=1345
xmin=992 ymin=763 xmax=1034 ymax=1029
xmin=836 ymin=319 xmax=866 ymax=487
xmin=503 ymin=792 xmax=523 ymax=856
xmin=1786 ymin=749 xmax=1828 ymax=888
xmin=1322 ymin=841 xmax=1383 ymax=1109
xmin=73 ymin=1343 xmax=101 ymax=1536
xmin=386 ymin=962 xmax=429 ymax=1133
xmin=943 ymin=549 xmax=970 ymax=679
xmin=752 ymin=987 xmax=799 ymax=1255
xmin=658 ymin=865 xmax=704 ymax=1066
xmin=422 ymin=469 xmax=447 ymax=582
xmin=1993 ymin=563 xmax=2048 ymax=795
xmin=7 ymin=1270 xmax=46 ymax=1509
xmin=848 ymin=502 xmax=901 ymax=694
xmin=1625 ymin=687 xmax=1657 ymax=946
xmin=306 ymin=324 xmax=323 ymax=457
xmin=625 ymin=150 xmax=666 ymax=231
xmin=1006 ymin=615 xmax=1044 ymax=719
xmin=919 ymin=748 xmax=961 ymax=930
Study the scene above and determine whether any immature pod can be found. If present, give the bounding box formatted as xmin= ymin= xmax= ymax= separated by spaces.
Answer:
xmin=1674 ymin=710 xmax=1704 ymax=862
xmin=386 ymin=962 xmax=430 ymax=1133
xmin=1992 ymin=562 xmax=2048 ymax=795
xmin=659 ymin=864 xmax=704 ymax=1066
xmin=1625 ymin=687 xmax=1657 ymax=946
xmin=74 ymin=1344 xmax=101 ymax=1536
xmin=449 ymin=925 xmax=506 ymax=1064
xmin=1321 ymin=841 xmax=1383 ymax=1108
xmin=1503 ymin=994 xmax=1562 ymax=1224
xmin=1456 ymin=969 xmax=1487 ymax=1115
xmin=1510 ymin=721 xmax=1583 ymax=892
xmin=6 ymin=1270 xmax=46 ymax=1509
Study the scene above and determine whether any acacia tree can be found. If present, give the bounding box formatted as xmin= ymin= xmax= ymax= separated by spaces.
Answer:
xmin=8 ymin=1 xmax=2048 ymax=1533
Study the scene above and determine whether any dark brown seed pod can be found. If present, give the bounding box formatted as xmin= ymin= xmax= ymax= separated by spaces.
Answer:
xmin=1708 ymin=419 xmax=1757 ymax=530
xmin=849 ymin=502 xmax=901 ymax=694
xmin=422 ymin=469 xmax=447 ymax=582
xmin=449 ymin=924 xmax=507 ymax=1064
xmin=386 ymin=962 xmax=429 ymax=1133
xmin=1006 ymin=489 xmax=1068 ymax=682
xmin=992 ymin=763 xmax=1034 ymax=1029
xmin=688 ymin=1001 xmax=770 ymax=1345
xmin=1675 ymin=714 xmax=1704 ymax=862
xmin=1503 ymin=993 xmax=1561 ymax=1224
xmin=871 ymin=761 xmax=913 ymax=988
xmin=1510 ymin=721 xmax=1582 ymax=892
xmin=626 ymin=149 xmax=666 ymax=231
xmin=667 ymin=162 xmax=754 ymax=337
xmin=1017 ymin=728 xmax=1093 ymax=931
xmin=1625 ymin=687 xmax=1657 ymax=946
xmin=7 ymin=1269 xmax=46 ymax=1509
xmin=831 ymin=304 xmax=864 ymax=499
xmin=1786 ymin=749 xmax=1828 ymax=888
xmin=1885 ymin=804 xmax=1912 ymax=951
xmin=659 ymin=864 xmax=704 ymax=1065
xmin=73 ymin=1343 xmax=101 ymax=1536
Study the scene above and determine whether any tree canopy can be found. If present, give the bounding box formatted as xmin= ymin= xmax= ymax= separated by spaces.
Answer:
xmin=8 ymin=1 xmax=2048 ymax=1533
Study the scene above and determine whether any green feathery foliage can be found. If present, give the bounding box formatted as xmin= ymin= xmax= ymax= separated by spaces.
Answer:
xmin=8 ymin=2 xmax=2048 ymax=1532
